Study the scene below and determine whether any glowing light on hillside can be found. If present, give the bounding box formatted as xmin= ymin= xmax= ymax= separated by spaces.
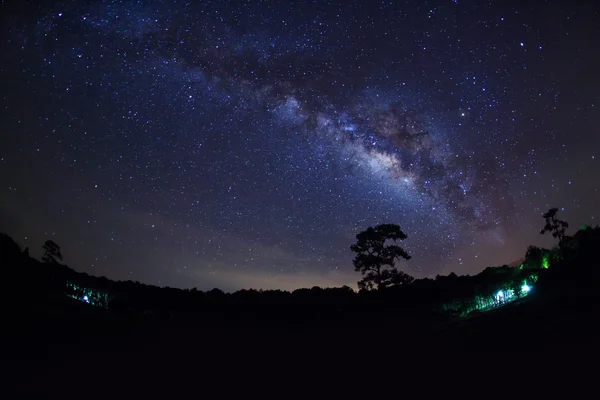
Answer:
xmin=541 ymin=254 xmax=550 ymax=269
xmin=496 ymin=290 xmax=504 ymax=302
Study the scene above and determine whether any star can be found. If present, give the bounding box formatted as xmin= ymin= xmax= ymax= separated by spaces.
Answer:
xmin=0 ymin=0 xmax=597 ymax=291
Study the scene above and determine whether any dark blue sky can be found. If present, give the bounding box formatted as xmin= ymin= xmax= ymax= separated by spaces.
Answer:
xmin=1 ymin=0 xmax=599 ymax=291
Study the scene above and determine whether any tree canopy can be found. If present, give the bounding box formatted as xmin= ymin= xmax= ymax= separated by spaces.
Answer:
xmin=42 ymin=240 xmax=63 ymax=264
xmin=540 ymin=208 xmax=569 ymax=246
xmin=350 ymin=224 xmax=412 ymax=290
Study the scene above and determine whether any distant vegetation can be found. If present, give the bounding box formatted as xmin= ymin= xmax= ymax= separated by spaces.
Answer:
xmin=1 ymin=208 xmax=599 ymax=323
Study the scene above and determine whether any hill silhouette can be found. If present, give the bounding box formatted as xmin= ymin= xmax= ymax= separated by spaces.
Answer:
xmin=2 ymin=220 xmax=600 ymax=394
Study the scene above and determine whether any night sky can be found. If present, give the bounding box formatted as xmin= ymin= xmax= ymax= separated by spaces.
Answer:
xmin=1 ymin=0 xmax=599 ymax=291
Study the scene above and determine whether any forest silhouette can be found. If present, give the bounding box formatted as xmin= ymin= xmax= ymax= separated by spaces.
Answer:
xmin=3 ymin=208 xmax=600 ymax=394
xmin=1 ymin=208 xmax=598 ymax=324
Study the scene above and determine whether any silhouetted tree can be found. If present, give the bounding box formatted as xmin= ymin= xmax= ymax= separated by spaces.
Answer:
xmin=42 ymin=240 xmax=62 ymax=264
xmin=509 ymin=280 xmax=522 ymax=299
xmin=523 ymin=245 xmax=550 ymax=270
xmin=350 ymin=224 xmax=411 ymax=290
xmin=540 ymin=208 xmax=569 ymax=246
xmin=339 ymin=285 xmax=354 ymax=293
xmin=390 ymin=269 xmax=415 ymax=286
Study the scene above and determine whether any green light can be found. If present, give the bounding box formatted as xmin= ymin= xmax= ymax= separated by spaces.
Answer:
xmin=541 ymin=254 xmax=549 ymax=269
xmin=522 ymin=284 xmax=530 ymax=293
xmin=64 ymin=281 xmax=109 ymax=308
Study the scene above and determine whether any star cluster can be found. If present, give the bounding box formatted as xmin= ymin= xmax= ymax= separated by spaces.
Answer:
xmin=1 ymin=0 xmax=599 ymax=291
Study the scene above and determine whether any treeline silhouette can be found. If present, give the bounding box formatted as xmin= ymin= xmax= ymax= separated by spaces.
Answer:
xmin=2 ymin=210 xmax=599 ymax=326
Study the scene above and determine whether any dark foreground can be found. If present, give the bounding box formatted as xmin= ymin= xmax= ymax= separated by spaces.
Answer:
xmin=2 ymin=291 xmax=599 ymax=396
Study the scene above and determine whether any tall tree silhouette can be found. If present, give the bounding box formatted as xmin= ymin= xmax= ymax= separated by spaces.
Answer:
xmin=540 ymin=208 xmax=569 ymax=246
xmin=42 ymin=240 xmax=63 ymax=264
xmin=350 ymin=224 xmax=412 ymax=290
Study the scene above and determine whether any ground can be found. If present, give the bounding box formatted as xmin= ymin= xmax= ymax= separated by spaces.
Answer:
xmin=2 ymin=292 xmax=599 ymax=396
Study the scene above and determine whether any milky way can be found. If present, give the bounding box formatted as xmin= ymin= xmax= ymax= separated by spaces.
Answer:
xmin=1 ymin=1 xmax=599 ymax=291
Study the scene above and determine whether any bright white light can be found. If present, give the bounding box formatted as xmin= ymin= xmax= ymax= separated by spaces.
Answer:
xmin=82 ymin=295 xmax=89 ymax=303
xmin=522 ymin=284 xmax=530 ymax=293
xmin=496 ymin=290 xmax=504 ymax=302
